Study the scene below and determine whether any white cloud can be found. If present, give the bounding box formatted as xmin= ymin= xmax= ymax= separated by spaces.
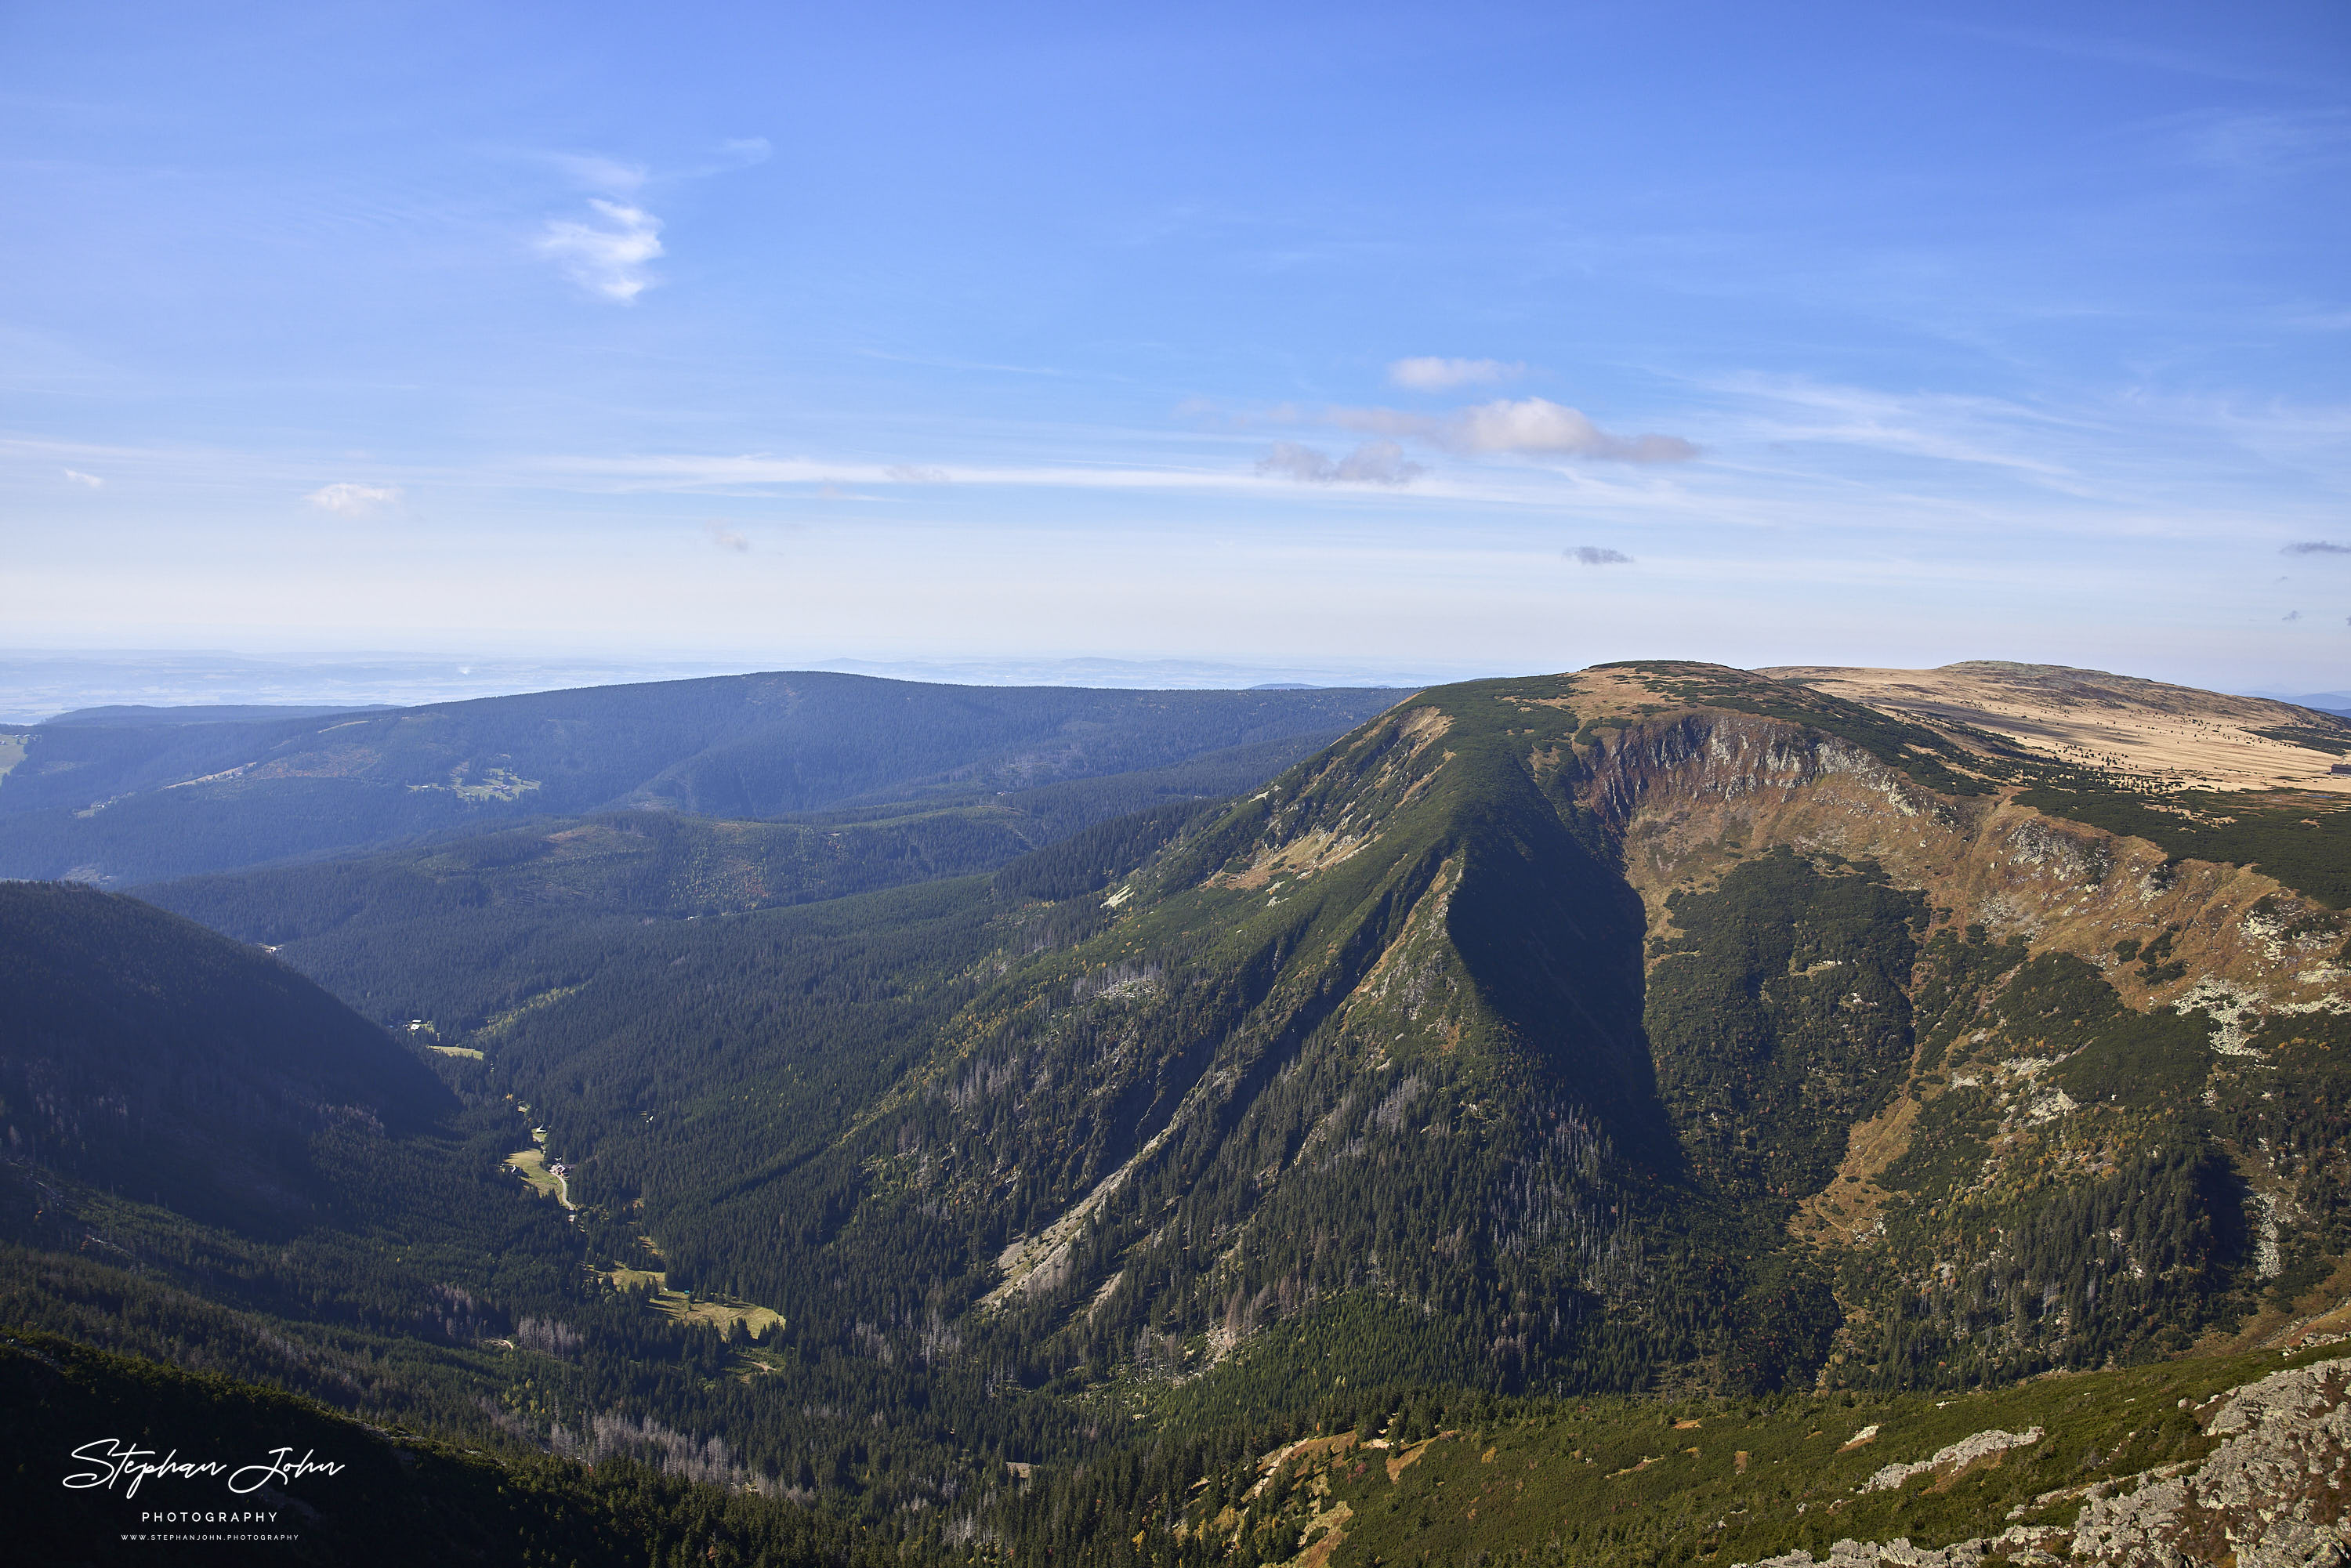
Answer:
xmin=705 ymin=522 xmax=750 ymax=552
xmin=549 ymin=153 xmax=647 ymax=194
xmin=538 ymin=199 xmax=664 ymax=302
xmin=529 ymin=447 xmax=1676 ymax=507
xmin=1449 ymin=399 xmax=1697 ymax=462
xmin=1257 ymin=440 xmax=1424 ymax=486
xmin=63 ymin=468 xmax=103 ymax=488
xmin=306 ymin=481 xmax=402 ymax=516
xmin=1566 ymin=545 xmax=1633 ymax=565
xmin=1329 ymin=397 xmax=1699 ymax=462
xmin=1387 ymin=357 xmax=1524 ymax=392
xmin=528 ymin=143 xmax=761 ymax=302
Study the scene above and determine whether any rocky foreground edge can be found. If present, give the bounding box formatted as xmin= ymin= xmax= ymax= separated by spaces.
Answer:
xmin=1741 ymin=1353 xmax=2350 ymax=1568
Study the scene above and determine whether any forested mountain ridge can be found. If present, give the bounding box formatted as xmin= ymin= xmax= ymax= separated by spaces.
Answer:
xmin=757 ymin=666 xmax=2329 ymax=1392
xmin=0 ymin=673 xmax=1400 ymax=885
xmin=139 ymin=729 xmax=1343 ymax=951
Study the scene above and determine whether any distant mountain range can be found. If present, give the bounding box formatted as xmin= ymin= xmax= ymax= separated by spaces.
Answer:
xmin=0 ymin=647 xmax=1454 ymax=722
xmin=0 ymin=672 xmax=1401 ymax=885
xmin=41 ymin=702 xmax=401 ymax=726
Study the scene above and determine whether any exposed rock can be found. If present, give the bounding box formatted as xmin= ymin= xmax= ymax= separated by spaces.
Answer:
xmin=1858 ymin=1425 xmax=2042 ymax=1493
xmin=1740 ymin=1357 xmax=2351 ymax=1568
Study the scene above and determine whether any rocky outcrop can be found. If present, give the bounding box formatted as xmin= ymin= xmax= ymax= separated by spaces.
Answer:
xmin=2065 ymin=1356 xmax=2351 ymax=1566
xmin=1857 ymin=1425 xmax=2042 ymax=1493
xmin=1739 ymin=1356 xmax=2351 ymax=1568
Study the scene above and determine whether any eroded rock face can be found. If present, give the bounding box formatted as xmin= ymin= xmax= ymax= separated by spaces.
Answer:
xmin=1564 ymin=708 xmax=2351 ymax=1374
xmin=1577 ymin=711 xmax=2344 ymax=1027
xmin=1738 ymin=1356 xmax=2351 ymax=1568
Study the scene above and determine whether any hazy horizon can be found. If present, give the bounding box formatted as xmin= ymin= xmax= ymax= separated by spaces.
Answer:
xmin=4 ymin=643 xmax=2347 ymax=727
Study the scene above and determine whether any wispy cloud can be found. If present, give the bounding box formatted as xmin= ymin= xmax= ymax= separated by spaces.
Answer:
xmin=1709 ymin=375 xmax=2082 ymax=480
xmin=705 ymin=522 xmax=749 ymax=552
xmin=538 ymin=199 xmax=664 ymax=302
xmin=1388 ymin=357 xmax=1524 ymax=392
xmin=1257 ymin=440 xmax=1424 ymax=486
xmin=2284 ymin=541 xmax=2350 ymax=556
xmin=63 ymin=468 xmax=103 ymax=488
xmin=2182 ymin=108 xmax=2351 ymax=174
xmin=1566 ymin=545 xmax=1632 ymax=566
xmin=306 ymin=481 xmax=402 ymax=516
xmin=712 ymin=137 xmax=772 ymax=171
xmin=546 ymin=152 xmax=648 ymax=194
xmin=529 ymin=140 xmax=765 ymax=303
xmin=529 ymin=450 xmax=1556 ymax=505
xmin=1331 ymin=397 xmax=1698 ymax=462
xmin=1173 ymin=397 xmax=1304 ymax=432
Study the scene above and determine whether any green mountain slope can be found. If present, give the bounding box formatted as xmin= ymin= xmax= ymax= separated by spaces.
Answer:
xmin=0 ymin=883 xmax=612 ymax=1433
xmin=0 ymin=882 xmax=455 ymax=1229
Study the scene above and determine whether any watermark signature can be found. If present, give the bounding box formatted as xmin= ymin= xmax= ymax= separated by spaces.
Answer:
xmin=64 ymin=1439 xmax=344 ymax=1499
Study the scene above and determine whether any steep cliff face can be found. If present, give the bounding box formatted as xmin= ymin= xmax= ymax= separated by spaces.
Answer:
xmin=1578 ymin=701 xmax=2344 ymax=1020
xmin=1563 ymin=678 xmax=2350 ymax=1385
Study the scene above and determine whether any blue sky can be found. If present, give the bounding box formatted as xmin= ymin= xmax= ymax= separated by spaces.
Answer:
xmin=4 ymin=0 xmax=2348 ymax=693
